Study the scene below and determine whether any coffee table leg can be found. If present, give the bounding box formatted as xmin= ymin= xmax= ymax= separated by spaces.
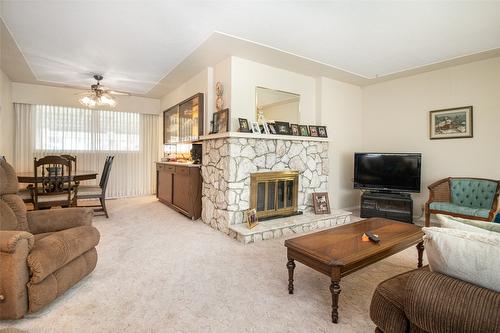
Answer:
xmin=330 ymin=279 xmax=341 ymax=323
xmin=287 ymin=259 xmax=296 ymax=294
xmin=417 ymin=241 xmax=424 ymax=268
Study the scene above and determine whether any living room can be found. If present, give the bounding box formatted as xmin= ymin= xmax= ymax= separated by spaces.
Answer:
xmin=1 ymin=1 xmax=499 ymax=332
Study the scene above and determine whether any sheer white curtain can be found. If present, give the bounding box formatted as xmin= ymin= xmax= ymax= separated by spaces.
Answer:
xmin=14 ymin=103 xmax=161 ymax=197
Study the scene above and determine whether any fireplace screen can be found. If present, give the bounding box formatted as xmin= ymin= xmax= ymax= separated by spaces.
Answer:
xmin=250 ymin=171 xmax=299 ymax=220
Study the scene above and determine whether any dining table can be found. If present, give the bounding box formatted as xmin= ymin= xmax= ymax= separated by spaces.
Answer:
xmin=17 ymin=170 xmax=98 ymax=183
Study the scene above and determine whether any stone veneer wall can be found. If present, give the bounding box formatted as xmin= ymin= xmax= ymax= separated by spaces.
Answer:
xmin=201 ymin=137 xmax=328 ymax=234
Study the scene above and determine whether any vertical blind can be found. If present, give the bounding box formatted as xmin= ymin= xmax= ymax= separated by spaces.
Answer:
xmin=14 ymin=103 xmax=161 ymax=197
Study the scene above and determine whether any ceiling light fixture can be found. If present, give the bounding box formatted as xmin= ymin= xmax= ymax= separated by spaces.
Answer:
xmin=78 ymin=75 xmax=122 ymax=108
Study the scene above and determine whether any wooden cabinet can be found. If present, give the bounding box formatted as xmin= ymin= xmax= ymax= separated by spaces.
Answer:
xmin=156 ymin=163 xmax=202 ymax=220
xmin=157 ymin=164 xmax=174 ymax=203
xmin=163 ymin=93 xmax=204 ymax=144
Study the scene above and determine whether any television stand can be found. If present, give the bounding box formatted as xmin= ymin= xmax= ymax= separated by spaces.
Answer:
xmin=360 ymin=191 xmax=413 ymax=223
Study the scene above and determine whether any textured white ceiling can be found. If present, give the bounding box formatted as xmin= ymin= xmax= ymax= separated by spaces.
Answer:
xmin=2 ymin=1 xmax=500 ymax=95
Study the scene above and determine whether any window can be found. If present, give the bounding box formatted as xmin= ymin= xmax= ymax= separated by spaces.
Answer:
xmin=34 ymin=105 xmax=140 ymax=151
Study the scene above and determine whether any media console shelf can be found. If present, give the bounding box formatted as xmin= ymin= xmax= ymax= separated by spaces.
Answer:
xmin=360 ymin=191 xmax=413 ymax=223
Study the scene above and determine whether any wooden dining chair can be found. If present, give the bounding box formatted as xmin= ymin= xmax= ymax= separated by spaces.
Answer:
xmin=32 ymin=156 xmax=77 ymax=209
xmin=61 ymin=154 xmax=77 ymax=172
xmin=76 ymin=156 xmax=114 ymax=218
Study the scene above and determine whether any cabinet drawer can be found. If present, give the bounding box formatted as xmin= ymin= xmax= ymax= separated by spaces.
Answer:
xmin=165 ymin=165 xmax=176 ymax=173
xmin=175 ymin=166 xmax=189 ymax=175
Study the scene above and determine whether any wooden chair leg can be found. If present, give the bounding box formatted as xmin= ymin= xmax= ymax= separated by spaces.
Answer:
xmin=100 ymin=196 xmax=109 ymax=218
xmin=424 ymin=206 xmax=431 ymax=227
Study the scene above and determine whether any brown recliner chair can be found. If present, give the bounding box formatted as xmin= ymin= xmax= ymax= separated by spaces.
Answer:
xmin=0 ymin=158 xmax=100 ymax=319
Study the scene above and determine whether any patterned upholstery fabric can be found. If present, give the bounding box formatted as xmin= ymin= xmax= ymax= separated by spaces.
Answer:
xmin=429 ymin=202 xmax=490 ymax=218
xmin=450 ymin=179 xmax=497 ymax=209
xmin=371 ymin=268 xmax=500 ymax=333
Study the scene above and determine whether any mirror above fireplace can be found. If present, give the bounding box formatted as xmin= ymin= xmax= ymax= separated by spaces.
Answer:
xmin=255 ymin=87 xmax=300 ymax=123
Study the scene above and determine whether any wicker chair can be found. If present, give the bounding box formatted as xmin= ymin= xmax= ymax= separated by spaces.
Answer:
xmin=425 ymin=177 xmax=500 ymax=227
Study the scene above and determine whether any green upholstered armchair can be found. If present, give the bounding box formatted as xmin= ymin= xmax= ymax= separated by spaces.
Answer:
xmin=425 ymin=177 xmax=500 ymax=227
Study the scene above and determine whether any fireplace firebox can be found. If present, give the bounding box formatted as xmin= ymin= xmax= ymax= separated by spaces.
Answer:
xmin=250 ymin=171 xmax=300 ymax=221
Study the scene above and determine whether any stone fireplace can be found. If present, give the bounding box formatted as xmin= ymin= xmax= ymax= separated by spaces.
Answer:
xmin=200 ymin=132 xmax=351 ymax=243
xmin=251 ymin=171 xmax=299 ymax=220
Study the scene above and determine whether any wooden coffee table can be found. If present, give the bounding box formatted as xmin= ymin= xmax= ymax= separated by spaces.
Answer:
xmin=284 ymin=218 xmax=424 ymax=323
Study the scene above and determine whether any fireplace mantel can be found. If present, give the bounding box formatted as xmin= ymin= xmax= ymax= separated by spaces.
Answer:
xmin=199 ymin=131 xmax=329 ymax=142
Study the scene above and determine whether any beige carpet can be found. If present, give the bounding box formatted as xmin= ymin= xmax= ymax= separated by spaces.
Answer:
xmin=1 ymin=196 xmax=426 ymax=332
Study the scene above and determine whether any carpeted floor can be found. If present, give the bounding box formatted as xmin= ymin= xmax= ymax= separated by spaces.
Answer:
xmin=1 ymin=196 xmax=426 ymax=333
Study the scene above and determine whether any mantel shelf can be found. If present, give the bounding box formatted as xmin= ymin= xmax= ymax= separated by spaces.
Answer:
xmin=198 ymin=131 xmax=329 ymax=142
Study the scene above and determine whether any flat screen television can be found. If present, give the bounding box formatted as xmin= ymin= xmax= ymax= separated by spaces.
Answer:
xmin=354 ymin=153 xmax=422 ymax=193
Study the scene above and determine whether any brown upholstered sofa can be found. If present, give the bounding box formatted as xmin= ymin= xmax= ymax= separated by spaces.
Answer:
xmin=0 ymin=159 xmax=100 ymax=319
xmin=370 ymin=267 xmax=500 ymax=333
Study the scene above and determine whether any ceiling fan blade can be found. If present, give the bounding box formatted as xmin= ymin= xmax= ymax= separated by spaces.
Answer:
xmin=107 ymin=90 xmax=131 ymax=96
xmin=74 ymin=91 xmax=91 ymax=96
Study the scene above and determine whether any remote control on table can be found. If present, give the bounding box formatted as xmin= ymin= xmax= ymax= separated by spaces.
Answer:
xmin=365 ymin=231 xmax=380 ymax=243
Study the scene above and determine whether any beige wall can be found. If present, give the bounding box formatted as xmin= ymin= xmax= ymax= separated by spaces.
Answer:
xmin=231 ymin=57 xmax=316 ymax=130
xmin=362 ymin=56 xmax=500 ymax=215
xmin=318 ymin=77 xmax=363 ymax=209
xmin=0 ymin=69 xmax=14 ymax=161
xmin=12 ymin=83 xmax=160 ymax=114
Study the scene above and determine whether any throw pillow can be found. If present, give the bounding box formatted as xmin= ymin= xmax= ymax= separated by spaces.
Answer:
xmin=436 ymin=214 xmax=500 ymax=234
xmin=423 ymin=227 xmax=500 ymax=292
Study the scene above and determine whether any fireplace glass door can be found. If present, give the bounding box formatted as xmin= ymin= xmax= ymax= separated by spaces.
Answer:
xmin=250 ymin=171 xmax=299 ymax=220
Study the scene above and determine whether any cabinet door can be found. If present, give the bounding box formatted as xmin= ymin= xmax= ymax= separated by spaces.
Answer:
xmin=173 ymin=167 xmax=191 ymax=213
xmin=164 ymin=105 xmax=179 ymax=144
xmin=158 ymin=168 xmax=173 ymax=203
xmin=178 ymin=93 xmax=204 ymax=142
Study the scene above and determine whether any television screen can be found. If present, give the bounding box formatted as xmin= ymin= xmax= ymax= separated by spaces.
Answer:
xmin=354 ymin=153 xmax=422 ymax=193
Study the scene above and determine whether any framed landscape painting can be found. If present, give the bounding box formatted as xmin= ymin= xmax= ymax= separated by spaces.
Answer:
xmin=429 ymin=106 xmax=473 ymax=140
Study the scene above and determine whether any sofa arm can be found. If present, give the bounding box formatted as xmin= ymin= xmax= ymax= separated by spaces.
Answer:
xmin=0 ymin=230 xmax=34 ymax=319
xmin=404 ymin=270 xmax=500 ymax=333
xmin=0 ymin=230 xmax=34 ymax=253
xmin=27 ymin=207 xmax=93 ymax=234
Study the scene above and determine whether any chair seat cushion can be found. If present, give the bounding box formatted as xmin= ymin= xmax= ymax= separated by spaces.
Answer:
xmin=429 ymin=202 xmax=490 ymax=218
xmin=17 ymin=189 xmax=32 ymax=201
xmin=370 ymin=267 xmax=429 ymax=333
xmin=27 ymin=226 xmax=100 ymax=283
xmin=36 ymin=193 xmax=74 ymax=203
xmin=77 ymin=185 xmax=102 ymax=196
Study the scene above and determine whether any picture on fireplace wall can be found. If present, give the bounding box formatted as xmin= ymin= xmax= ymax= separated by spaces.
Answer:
xmin=251 ymin=121 xmax=261 ymax=134
xmin=267 ymin=123 xmax=277 ymax=134
xmin=238 ymin=118 xmax=252 ymax=132
xmin=309 ymin=126 xmax=319 ymax=137
xmin=275 ymin=121 xmax=290 ymax=135
xmin=312 ymin=192 xmax=331 ymax=214
xmin=290 ymin=124 xmax=300 ymax=136
xmin=299 ymin=125 xmax=309 ymax=136
xmin=317 ymin=126 xmax=328 ymax=138
xmin=244 ymin=208 xmax=259 ymax=229
xmin=213 ymin=108 xmax=230 ymax=133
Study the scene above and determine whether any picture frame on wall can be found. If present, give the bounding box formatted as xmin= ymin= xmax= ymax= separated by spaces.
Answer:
xmin=274 ymin=121 xmax=290 ymax=135
xmin=317 ymin=126 xmax=328 ymax=138
xmin=238 ymin=118 xmax=252 ymax=133
xmin=312 ymin=192 xmax=331 ymax=215
xmin=213 ymin=108 xmax=230 ymax=133
xmin=309 ymin=125 xmax=319 ymax=137
xmin=429 ymin=106 xmax=473 ymax=139
xmin=290 ymin=124 xmax=300 ymax=136
xmin=244 ymin=208 xmax=259 ymax=229
xmin=299 ymin=125 xmax=309 ymax=136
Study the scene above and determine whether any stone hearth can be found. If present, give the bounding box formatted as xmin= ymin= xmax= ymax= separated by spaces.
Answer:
xmin=200 ymin=133 xmax=342 ymax=241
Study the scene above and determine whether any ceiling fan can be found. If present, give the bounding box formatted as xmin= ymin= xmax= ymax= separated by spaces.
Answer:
xmin=77 ymin=74 xmax=130 ymax=108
